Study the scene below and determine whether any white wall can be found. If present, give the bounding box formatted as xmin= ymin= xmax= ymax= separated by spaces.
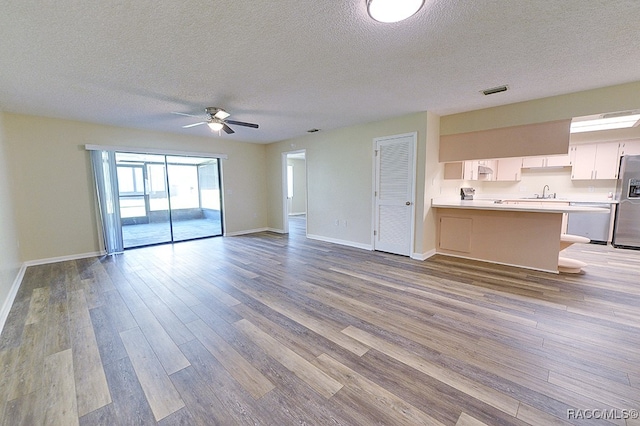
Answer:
xmin=3 ymin=113 xmax=268 ymax=262
xmin=0 ymin=112 xmax=22 ymax=327
xmin=266 ymin=112 xmax=440 ymax=257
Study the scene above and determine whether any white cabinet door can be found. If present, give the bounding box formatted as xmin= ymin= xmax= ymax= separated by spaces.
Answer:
xmin=521 ymin=156 xmax=545 ymax=168
xmin=463 ymin=160 xmax=478 ymax=180
xmin=571 ymin=144 xmax=597 ymax=179
xmin=618 ymin=139 xmax=640 ymax=157
xmin=593 ymin=142 xmax=620 ymax=179
xmin=495 ymin=157 xmax=522 ymax=181
xmin=522 ymin=154 xmax=570 ymax=168
xmin=571 ymin=142 xmax=621 ymax=180
xmin=545 ymin=154 xmax=571 ymax=167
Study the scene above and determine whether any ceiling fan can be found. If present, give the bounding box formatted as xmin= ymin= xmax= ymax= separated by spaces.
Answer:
xmin=173 ymin=107 xmax=259 ymax=134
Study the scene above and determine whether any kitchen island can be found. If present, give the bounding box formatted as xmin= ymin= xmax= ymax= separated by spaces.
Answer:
xmin=431 ymin=199 xmax=609 ymax=273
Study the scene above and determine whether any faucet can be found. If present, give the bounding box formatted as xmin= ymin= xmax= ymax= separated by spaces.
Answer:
xmin=542 ymin=185 xmax=550 ymax=198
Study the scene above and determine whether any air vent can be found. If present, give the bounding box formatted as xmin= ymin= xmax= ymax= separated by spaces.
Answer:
xmin=307 ymin=128 xmax=320 ymax=133
xmin=601 ymin=110 xmax=638 ymax=119
xmin=481 ymin=85 xmax=508 ymax=96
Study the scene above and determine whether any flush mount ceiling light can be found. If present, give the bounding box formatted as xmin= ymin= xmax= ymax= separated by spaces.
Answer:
xmin=570 ymin=112 xmax=640 ymax=133
xmin=367 ymin=0 xmax=425 ymax=23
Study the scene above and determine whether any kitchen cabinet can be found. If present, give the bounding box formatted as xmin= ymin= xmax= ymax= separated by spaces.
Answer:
xmin=617 ymin=139 xmax=640 ymax=157
xmin=463 ymin=161 xmax=478 ymax=180
xmin=495 ymin=157 xmax=522 ymax=181
xmin=570 ymin=142 xmax=620 ymax=180
xmin=444 ymin=157 xmax=527 ymax=181
xmin=463 ymin=160 xmax=497 ymax=181
xmin=521 ymin=154 xmax=571 ymax=168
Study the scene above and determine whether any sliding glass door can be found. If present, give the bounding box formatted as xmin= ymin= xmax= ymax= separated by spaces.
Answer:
xmin=166 ymin=156 xmax=222 ymax=242
xmin=114 ymin=153 xmax=223 ymax=249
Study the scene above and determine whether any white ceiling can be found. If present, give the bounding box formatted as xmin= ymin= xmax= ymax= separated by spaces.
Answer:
xmin=1 ymin=1 xmax=640 ymax=144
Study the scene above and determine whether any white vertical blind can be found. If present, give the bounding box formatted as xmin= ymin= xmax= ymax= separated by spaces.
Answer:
xmin=90 ymin=150 xmax=124 ymax=254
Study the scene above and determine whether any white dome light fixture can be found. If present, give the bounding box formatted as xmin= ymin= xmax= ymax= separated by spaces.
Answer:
xmin=207 ymin=120 xmax=224 ymax=132
xmin=367 ymin=0 xmax=425 ymax=23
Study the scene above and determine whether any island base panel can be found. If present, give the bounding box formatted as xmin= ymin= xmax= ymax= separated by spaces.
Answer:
xmin=436 ymin=208 xmax=562 ymax=273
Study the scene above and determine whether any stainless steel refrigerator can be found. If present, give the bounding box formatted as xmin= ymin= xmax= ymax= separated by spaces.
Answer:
xmin=613 ymin=155 xmax=640 ymax=249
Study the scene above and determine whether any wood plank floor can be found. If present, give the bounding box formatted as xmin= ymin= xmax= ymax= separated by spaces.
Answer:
xmin=1 ymin=217 xmax=639 ymax=425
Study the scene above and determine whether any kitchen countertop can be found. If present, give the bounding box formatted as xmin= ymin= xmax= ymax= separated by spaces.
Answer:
xmin=431 ymin=199 xmax=611 ymax=213
xmin=492 ymin=197 xmax=617 ymax=204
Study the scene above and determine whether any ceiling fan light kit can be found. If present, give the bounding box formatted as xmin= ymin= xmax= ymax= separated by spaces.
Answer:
xmin=207 ymin=121 xmax=224 ymax=131
xmin=367 ymin=0 xmax=425 ymax=23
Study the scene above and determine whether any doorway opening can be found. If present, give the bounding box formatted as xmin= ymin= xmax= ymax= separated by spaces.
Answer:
xmin=282 ymin=150 xmax=307 ymax=237
xmin=116 ymin=152 xmax=223 ymax=248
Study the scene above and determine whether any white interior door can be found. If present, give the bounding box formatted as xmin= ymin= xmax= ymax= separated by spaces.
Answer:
xmin=373 ymin=134 xmax=416 ymax=256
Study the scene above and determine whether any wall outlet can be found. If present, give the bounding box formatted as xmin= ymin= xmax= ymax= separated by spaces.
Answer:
xmin=335 ymin=219 xmax=340 ymax=226
xmin=343 ymin=220 xmax=348 ymax=227
xmin=588 ymin=186 xmax=595 ymax=192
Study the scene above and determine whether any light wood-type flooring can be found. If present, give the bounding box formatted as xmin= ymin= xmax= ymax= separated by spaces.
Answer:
xmin=1 ymin=217 xmax=640 ymax=425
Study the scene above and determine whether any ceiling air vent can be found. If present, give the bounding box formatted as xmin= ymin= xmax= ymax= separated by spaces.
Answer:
xmin=601 ymin=110 xmax=637 ymax=119
xmin=481 ymin=85 xmax=508 ymax=96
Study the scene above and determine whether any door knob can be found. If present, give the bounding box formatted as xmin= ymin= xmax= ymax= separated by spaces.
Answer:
xmin=406 ymin=201 xmax=411 ymax=205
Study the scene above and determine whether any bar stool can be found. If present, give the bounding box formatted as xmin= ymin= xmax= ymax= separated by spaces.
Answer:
xmin=558 ymin=234 xmax=590 ymax=273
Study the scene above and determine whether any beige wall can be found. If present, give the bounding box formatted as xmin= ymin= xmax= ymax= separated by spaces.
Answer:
xmin=441 ymin=81 xmax=640 ymax=135
xmin=0 ymin=112 xmax=21 ymax=318
xmin=3 ymin=113 xmax=268 ymax=261
xmin=287 ymin=158 xmax=307 ymax=215
xmin=266 ymin=112 xmax=440 ymax=257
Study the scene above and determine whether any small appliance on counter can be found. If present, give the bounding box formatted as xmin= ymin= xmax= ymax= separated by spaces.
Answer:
xmin=460 ymin=187 xmax=475 ymax=200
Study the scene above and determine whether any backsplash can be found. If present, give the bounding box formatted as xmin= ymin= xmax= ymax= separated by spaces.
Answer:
xmin=440 ymin=167 xmax=617 ymax=200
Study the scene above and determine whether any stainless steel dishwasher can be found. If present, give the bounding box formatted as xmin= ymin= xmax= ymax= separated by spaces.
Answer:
xmin=566 ymin=202 xmax=612 ymax=243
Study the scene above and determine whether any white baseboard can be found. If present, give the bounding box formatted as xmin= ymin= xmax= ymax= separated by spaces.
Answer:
xmin=24 ymin=250 xmax=106 ymax=267
xmin=411 ymin=249 xmax=437 ymax=261
xmin=306 ymin=234 xmax=373 ymax=251
xmin=288 ymin=212 xmax=307 ymax=216
xmin=224 ymin=228 xmax=269 ymax=237
xmin=0 ymin=263 xmax=27 ymax=336
xmin=267 ymin=228 xmax=286 ymax=234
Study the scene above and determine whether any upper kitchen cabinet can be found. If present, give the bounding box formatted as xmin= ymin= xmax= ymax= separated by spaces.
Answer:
xmin=495 ymin=157 xmax=522 ymax=181
xmin=464 ymin=160 xmax=497 ymax=181
xmin=617 ymin=139 xmax=640 ymax=157
xmin=443 ymin=159 xmax=501 ymax=181
xmin=570 ymin=142 xmax=620 ymax=180
xmin=521 ymin=154 xmax=571 ymax=168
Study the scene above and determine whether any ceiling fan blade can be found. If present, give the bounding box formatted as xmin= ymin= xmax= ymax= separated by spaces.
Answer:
xmin=182 ymin=121 xmax=207 ymax=128
xmin=225 ymin=119 xmax=259 ymax=129
xmin=222 ymin=123 xmax=235 ymax=134
xmin=172 ymin=111 xmax=202 ymax=118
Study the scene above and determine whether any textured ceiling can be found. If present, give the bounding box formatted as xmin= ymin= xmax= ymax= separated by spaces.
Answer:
xmin=1 ymin=0 xmax=640 ymax=143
